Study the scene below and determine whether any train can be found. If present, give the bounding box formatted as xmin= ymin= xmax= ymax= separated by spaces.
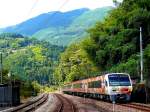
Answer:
xmin=62 ymin=73 xmax=133 ymax=102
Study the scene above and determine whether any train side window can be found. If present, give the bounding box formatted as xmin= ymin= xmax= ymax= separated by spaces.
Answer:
xmin=74 ymin=83 xmax=82 ymax=88
xmin=96 ymin=80 xmax=101 ymax=88
xmin=88 ymin=81 xmax=101 ymax=88
xmin=88 ymin=82 xmax=92 ymax=88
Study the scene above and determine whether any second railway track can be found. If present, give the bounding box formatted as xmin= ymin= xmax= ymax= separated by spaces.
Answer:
xmin=54 ymin=94 xmax=76 ymax=112
xmin=2 ymin=93 xmax=48 ymax=112
xmin=120 ymin=103 xmax=150 ymax=112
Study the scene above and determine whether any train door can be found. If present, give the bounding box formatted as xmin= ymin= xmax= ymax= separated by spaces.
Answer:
xmin=85 ymin=83 xmax=88 ymax=93
xmin=104 ymin=76 xmax=109 ymax=94
xmin=104 ymin=80 xmax=108 ymax=94
xmin=101 ymin=76 xmax=106 ymax=94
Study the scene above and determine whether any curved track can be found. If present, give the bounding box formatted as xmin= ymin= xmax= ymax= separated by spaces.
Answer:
xmin=121 ymin=103 xmax=150 ymax=112
xmin=2 ymin=93 xmax=48 ymax=112
xmin=54 ymin=94 xmax=76 ymax=112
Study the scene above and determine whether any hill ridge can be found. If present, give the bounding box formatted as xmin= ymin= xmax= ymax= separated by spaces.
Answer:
xmin=1 ymin=6 xmax=113 ymax=46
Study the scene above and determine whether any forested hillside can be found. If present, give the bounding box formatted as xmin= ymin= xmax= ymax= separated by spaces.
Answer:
xmin=0 ymin=33 xmax=64 ymax=96
xmin=33 ymin=7 xmax=112 ymax=46
xmin=55 ymin=0 xmax=150 ymax=85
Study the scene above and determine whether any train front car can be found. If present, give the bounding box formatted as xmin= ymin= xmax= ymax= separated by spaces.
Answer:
xmin=106 ymin=73 xmax=132 ymax=102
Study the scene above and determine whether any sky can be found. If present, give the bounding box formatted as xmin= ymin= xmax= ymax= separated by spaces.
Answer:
xmin=0 ymin=0 xmax=115 ymax=28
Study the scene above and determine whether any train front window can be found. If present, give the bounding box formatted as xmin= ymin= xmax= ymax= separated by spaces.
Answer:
xmin=109 ymin=74 xmax=131 ymax=86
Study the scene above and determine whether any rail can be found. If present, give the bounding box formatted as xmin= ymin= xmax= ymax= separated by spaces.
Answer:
xmin=54 ymin=94 xmax=76 ymax=112
xmin=121 ymin=103 xmax=150 ymax=112
xmin=2 ymin=93 xmax=48 ymax=112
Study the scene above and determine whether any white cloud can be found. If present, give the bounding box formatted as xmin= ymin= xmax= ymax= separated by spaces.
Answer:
xmin=0 ymin=0 xmax=113 ymax=28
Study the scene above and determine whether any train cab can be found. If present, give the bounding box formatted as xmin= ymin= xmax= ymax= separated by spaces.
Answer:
xmin=105 ymin=73 xmax=133 ymax=102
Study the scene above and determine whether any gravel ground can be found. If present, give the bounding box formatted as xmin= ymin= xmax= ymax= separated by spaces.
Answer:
xmin=35 ymin=93 xmax=59 ymax=112
xmin=63 ymin=94 xmax=142 ymax=112
xmin=63 ymin=94 xmax=104 ymax=112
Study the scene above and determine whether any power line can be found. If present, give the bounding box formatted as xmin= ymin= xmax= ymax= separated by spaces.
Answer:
xmin=24 ymin=0 xmax=69 ymax=37
xmin=27 ymin=0 xmax=39 ymax=18
xmin=57 ymin=0 xmax=69 ymax=11
xmin=25 ymin=0 xmax=69 ymax=29
xmin=41 ymin=0 xmax=69 ymax=46
xmin=43 ymin=0 xmax=69 ymax=26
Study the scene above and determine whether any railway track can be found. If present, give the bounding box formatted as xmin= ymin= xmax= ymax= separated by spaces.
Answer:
xmin=54 ymin=94 xmax=76 ymax=112
xmin=2 ymin=93 xmax=48 ymax=112
xmin=121 ymin=103 xmax=150 ymax=112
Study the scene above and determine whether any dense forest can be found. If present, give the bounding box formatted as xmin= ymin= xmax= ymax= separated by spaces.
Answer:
xmin=55 ymin=0 xmax=150 ymax=86
xmin=0 ymin=33 xmax=64 ymax=96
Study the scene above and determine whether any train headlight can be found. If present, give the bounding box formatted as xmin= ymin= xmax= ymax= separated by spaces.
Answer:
xmin=111 ymin=87 xmax=119 ymax=92
xmin=129 ymin=87 xmax=133 ymax=92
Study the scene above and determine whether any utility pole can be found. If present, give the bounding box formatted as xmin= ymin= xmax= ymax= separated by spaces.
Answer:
xmin=0 ymin=52 xmax=2 ymax=84
xmin=140 ymin=27 xmax=143 ymax=83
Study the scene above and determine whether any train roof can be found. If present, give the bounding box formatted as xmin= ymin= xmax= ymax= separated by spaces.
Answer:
xmin=64 ymin=72 xmax=130 ymax=85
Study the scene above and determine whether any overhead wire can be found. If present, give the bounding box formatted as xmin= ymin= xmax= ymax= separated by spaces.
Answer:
xmin=40 ymin=0 xmax=70 ymax=45
xmin=44 ymin=0 xmax=70 ymax=24
xmin=25 ymin=0 xmax=69 ymax=29
xmin=26 ymin=0 xmax=70 ymax=85
xmin=24 ymin=0 xmax=70 ymax=45
xmin=50 ymin=0 xmax=70 ymax=85
xmin=26 ymin=0 xmax=39 ymax=18
xmin=56 ymin=0 xmax=69 ymax=12
xmin=24 ymin=0 xmax=69 ymax=31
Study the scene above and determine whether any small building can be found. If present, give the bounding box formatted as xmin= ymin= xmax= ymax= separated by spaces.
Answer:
xmin=0 ymin=82 xmax=20 ymax=107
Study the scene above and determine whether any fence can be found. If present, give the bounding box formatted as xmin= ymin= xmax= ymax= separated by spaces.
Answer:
xmin=0 ymin=83 xmax=20 ymax=107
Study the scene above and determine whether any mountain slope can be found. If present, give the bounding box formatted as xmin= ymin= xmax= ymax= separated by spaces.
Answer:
xmin=2 ymin=8 xmax=89 ymax=35
xmin=1 ymin=7 xmax=113 ymax=46
xmin=33 ymin=7 xmax=112 ymax=46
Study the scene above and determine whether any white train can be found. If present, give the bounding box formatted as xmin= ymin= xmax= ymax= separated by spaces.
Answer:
xmin=63 ymin=73 xmax=133 ymax=102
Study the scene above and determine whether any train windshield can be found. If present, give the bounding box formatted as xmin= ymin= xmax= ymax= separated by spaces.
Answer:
xmin=109 ymin=74 xmax=131 ymax=86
